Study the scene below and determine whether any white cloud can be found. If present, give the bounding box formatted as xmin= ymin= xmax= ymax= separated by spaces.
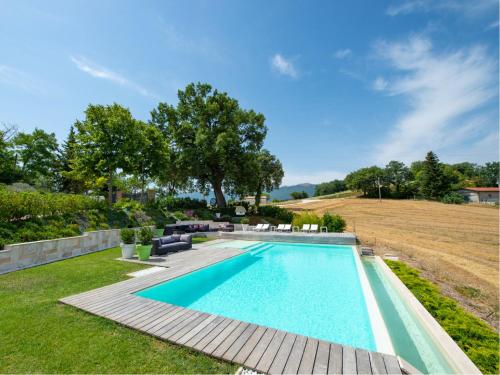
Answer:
xmin=270 ymin=54 xmax=298 ymax=78
xmin=372 ymin=35 xmax=497 ymax=164
xmin=334 ymin=49 xmax=352 ymax=59
xmin=373 ymin=76 xmax=388 ymax=91
xmin=486 ymin=20 xmax=499 ymax=30
xmin=283 ymin=170 xmax=346 ymax=185
xmin=386 ymin=0 xmax=497 ymax=17
xmin=0 ymin=65 xmax=46 ymax=95
xmin=70 ymin=55 xmax=156 ymax=98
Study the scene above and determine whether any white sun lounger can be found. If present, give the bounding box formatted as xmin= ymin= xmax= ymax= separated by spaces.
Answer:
xmin=254 ymin=224 xmax=264 ymax=231
xmin=283 ymin=224 xmax=292 ymax=232
xmin=276 ymin=224 xmax=285 ymax=231
xmin=260 ymin=223 xmax=270 ymax=231
xmin=301 ymin=224 xmax=310 ymax=232
xmin=310 ymin=224 xmax=318 ymax=232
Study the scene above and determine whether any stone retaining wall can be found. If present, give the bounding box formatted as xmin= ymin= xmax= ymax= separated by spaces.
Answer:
xmin=0 ymin=229 xmax=121 ymax=274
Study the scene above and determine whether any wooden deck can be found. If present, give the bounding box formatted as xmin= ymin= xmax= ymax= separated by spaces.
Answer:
xmin=60 ymin=243 xmax=418 ymax=375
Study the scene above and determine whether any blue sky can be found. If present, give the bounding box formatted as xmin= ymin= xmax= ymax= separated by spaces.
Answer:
xmin=1 ymin=0 xmax=498 ymax=185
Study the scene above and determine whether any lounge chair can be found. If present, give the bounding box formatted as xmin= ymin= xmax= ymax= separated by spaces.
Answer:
xmin=310 ymin=224 xmax=318 ymax=233
xmin=254 ymin=224 xmax=264 ymax=231
xmin=276 ymin=224 xmax=285 ymax=231
xmin=283 ymin=224 xmax=292 ymax=232
xmin=301 ymin=224 xmax=310 ymax=232
xmin=261 ymin=224 xmax=270 ymax=231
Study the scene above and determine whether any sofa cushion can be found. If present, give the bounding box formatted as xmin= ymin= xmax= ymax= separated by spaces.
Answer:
xmin=160 ymin=236 xmax=176 ymax=245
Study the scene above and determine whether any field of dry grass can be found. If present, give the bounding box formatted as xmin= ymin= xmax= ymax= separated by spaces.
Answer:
xmin=281 ymin=198 xmax=499 ymax=328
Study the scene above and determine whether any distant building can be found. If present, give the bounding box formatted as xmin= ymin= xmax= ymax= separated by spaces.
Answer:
xmin=243 ymin=195 xmax=268 ymax=205
xmin=456 ymin=187 xmax=499 ymax=204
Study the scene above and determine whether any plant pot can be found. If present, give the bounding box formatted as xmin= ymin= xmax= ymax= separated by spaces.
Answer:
xmin=136 ymin=245 xmax=151 ymax=261
xmin=121 ymin=243 xmax=135 ymax=259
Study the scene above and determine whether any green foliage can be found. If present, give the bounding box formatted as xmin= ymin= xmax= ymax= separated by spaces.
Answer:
xmin=240 ymin=217 xmax=250 ymax=224
xmin=120 ymin=228 xmax=135 ymax=244
xmin=478 ymin=162 xmax=499 ymax=187
xmin=257 ymin=205 xmax=294 ymax=222
xmin=441 ymin=192 xmax=465 ymax=204
xmin=151 ymin=83 xmax=268 ymax=207
xmin=155 ymin=195 xmax=207 ymax=211
xmin=345 ymin=166 xmax=386 ymax=197
xmin=314 ymin=180 xmax=346 ymax=196
xmin=137 ymin=226 xmax=154 ymax=245
xmin=321 ymin=212 xmax=346 ymax=232
xmin=252 ymin=149 xmax=284 ymax=207
xmin=419 ymin=151 xmax=451 ymax=199
xmin=290 ymin=191 xmax=309 ymax=200
xmin=386 ymin=260 xmax=499 ymax=374
xmin=292 ymin=212 xmax=322 ymax=227
xmin=113 ymin=198 xmax=143 ymax=211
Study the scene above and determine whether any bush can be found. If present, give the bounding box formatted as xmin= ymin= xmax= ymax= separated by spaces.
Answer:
xmin=386 ymin=260 xmax=499 ymax=374
xmin=155 ymin=196 xmax=206 ymax=211
xmin=290 ymin=191 xmax=309 ymax=200
xmin=120 ymin=228 xmax=135 ymax=244
xmin=113 ymin=198 xmax=143 ymax=211
xmin=441 ymin=192 xmax=465 ymax=204
xmin=321 ymin=212 xmax=346 ymax=232
xmin=257 ymin=205 xmax=294 ymax=223
xmin=292 ymin=212 xmax=322 ymax=228
xmin=240 ymin=217 xmax=250 ymax=224
xmin=137 ymin=226 xmax=154 ymax=245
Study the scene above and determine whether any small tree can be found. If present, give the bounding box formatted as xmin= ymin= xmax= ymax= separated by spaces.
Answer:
xmin=290 ymin=191 xmax=309 ymax=200
xmin=253 ymin=149 xmax=284 ymax=208
xmin=419 ymin=151 xmax=450 ymax=199
xmin=321 ymin=212 xmax=346 ymax=232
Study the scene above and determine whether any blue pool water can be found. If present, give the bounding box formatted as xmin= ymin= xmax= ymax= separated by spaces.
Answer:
xmin=136 ymin=242 xmax=376 ymax=350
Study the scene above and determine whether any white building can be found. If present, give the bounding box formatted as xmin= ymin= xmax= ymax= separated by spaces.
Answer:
xmin=243 ymin=195 xmax=268 ymax=205
xmin=456 ymin=187 xmax=499 ymax=204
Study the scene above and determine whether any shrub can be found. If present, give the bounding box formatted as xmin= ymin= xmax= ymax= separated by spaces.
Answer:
xmin=137 ymin=226 xmax=154 ymax=245
xmin=120 ymin=228 xmax=135 ymax=244
xmin=322 ymin=212 xmax=346 ymax=232
xmin=292 ymin=212 xmax=322 ymax=228
xmin=257 ymin=205 xmax=294 ymax=223
xmin=240 ymin=217 xmax=250 ymax=224
xmin=441 ymin=192 xmax=465 ymax=204
xmin=113 ymin=198 xmax=143 ymax=211
xmin=290 ymin=191 xmax=309 ymax=200
xmin=155 ymin=196 xmax=206 ymax=211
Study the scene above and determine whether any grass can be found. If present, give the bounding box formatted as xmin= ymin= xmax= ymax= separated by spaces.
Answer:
xmin=281 ymin=197 xmax=499 ymax=326
xmin=0 ymin=245 xmax=236 ymax=374
xmin=386 ymin=260 xmax=499 ymax=375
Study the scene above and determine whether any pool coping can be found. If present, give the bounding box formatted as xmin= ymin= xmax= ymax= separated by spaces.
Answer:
xmin=374 ymin=257 xmax=481 ymax=375
xmin=60 ymin=240 xmax=416 ymax=375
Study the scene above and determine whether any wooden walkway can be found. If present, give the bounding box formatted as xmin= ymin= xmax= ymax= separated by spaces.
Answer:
xmin=60 ymin=244 xmax=418 ymax=375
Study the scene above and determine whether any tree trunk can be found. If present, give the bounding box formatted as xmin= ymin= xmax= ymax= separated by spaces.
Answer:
xmin=255 ymin=184 xmax=262 ymax=208
xmin=213 ymin=180 xmax=226 ymax=208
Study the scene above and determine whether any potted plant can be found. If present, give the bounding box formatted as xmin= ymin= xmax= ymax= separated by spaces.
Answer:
xmin=240 ymin=217 xmax=249 ymax=231
xmin=120 ymin=228 xmax=136 ymax=259
xmin=136 ymin=226 xmax=153 ymax=261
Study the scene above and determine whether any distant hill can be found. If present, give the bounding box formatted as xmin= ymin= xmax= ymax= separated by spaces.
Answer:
xmin=177 ymin=183 xmax=317 ymax=202
xmin=268 ymin=183 xmax=316 ymax=201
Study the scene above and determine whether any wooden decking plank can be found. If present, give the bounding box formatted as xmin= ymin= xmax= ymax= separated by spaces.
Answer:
xmin=298 ymin=338 xmax=319 ymax=374
xmin=183 ymin=316 xmax=227 ymax=347
xmin=282 ymin=334 xmax=307 ymax=374
xmin=254 ymin=330 xmax=287 ymax=373
xmin=356 ymin=349 xmax=372 ymax=375
xmin=106 ymin=299 xmax=151 ymax=320
xmin=175 ymin=314 xmax=219 ymax=345
xmin=134 ymin=305 xmax=179 ymax=330
xmin=167 ymin=312 xmax=210 ymax=342
xmin=328 ymin=344 xmax=343 ymax=375
xmin=192 ymin=318 xmax=233 ymax=351
xmin=313 ymin=340 xmax=330 ymax=374
xmin=93 ymin=297 xmax=142 ymax=317
xmin=151 ymin=309 xmax=198 ymax=337
xmin=232 ymin=326 xmax=267 ymax=364
xmin=141 ymin=306 xmax=185 ymax=332
xmin=221 ymin=324 xmax=259 ymax=362
xmin=201 ymin=320 xmax=241 ymax=354
xmin=158 ymin=310 xmax=203 ymax=338
xmin=244 ymin=328 xmax=277 ymax=369
xmin=212 ymin=322 xmax=250 ymax=357
xmin=382 ymin=355 xmax=402 ymax=375
xmin=342 ymin=346 xmax=357 ymax=375
xmin=121 ymin=302 xmax=170 ymax=326
xmin=267 ymin=333 xmax=297 ymax=375
xmin=369 ymin=352 xmax=387 ymax=375
xmin=114 ymin=301 xmax=158 ymax=323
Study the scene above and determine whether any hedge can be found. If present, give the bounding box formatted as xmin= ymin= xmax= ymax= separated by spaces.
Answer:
xmin=257 ymin=205 xmax=294 ymax=223
xmin=0 ymin=190 xmax=102 ymax=222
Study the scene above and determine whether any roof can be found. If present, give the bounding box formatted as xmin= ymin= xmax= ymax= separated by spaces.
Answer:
xmin=460 ymin=187 xmax=499 ymax=192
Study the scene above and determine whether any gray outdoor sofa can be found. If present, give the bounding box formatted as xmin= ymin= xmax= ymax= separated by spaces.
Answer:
xmin=152 ymin=234 xmax=192 ymax=255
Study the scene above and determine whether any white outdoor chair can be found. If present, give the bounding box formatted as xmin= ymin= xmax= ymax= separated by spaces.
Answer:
xmin=276 ymin=224 xmax=285 ymax=231
xmin=301 ymin=224 xmax=310 ymax=232
xmin=261 ymin=224 xmax=270 ymax=231
xmin=254 ymin=224 xmax=264 ymax=231
xmin=310 ymin=224 xmax=319 ymax=232
xmin=283 ymin=224 xmax=292 ymax=232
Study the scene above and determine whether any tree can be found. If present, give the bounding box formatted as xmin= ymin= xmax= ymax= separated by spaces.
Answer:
xmin=0 ymin=124 xmax=20 ymax=184
xmin=478 ymin=162 xmax=499 ymax=187
xmin=314 ymin=180 xmax=346 ymax=196
xmin=253 ymin=150 xmax=284 ymax=207
xmin=59 ymin=126 xmax=86 ymax=193
xmin=12 ymin=128 xmax=59 ymax=190
xmin=150 ymin=83 xmax=267 ymax=207
xmin=385 ymin=160 xmax=411 ymax=195
xmin=345 ymin=166 xmax=386 ymax=197
xmin=419 ymin=151 xmax=450 ymax=199
xmin=73 ymin=104 xmax=141 ymax=207
xmin=290 ymin=191 xmax=309 ymax=200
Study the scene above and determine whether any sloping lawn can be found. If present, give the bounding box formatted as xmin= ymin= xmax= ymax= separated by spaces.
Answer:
xmin=0 ymin=244 xmax=236 ymax=374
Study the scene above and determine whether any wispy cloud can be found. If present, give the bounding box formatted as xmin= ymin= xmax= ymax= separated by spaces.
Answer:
xmin=0 ymin=65 xmax=47 ymax=95
xmin=373 ymin=76 xmax=388 ymax=91
xmin=70 ymin=55 xmax=156 ymax=98
xmin=270 ymin=54 xmax=298 ymax=78
xmin=372 ymin=35 xmax=497 ymax=164
xmin=485 ymin=20 xmax=499 ymax=30
xmin=283 ymin=169 xmax=346 ymax=185
xmin=386 ymin=0 xmax=497 ymax=17
xmin=334 ymin=49 xmax=352 ymax=59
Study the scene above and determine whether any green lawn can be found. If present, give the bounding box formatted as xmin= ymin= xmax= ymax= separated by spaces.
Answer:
xmin=0 ymin=244 xmax=236 ymax=374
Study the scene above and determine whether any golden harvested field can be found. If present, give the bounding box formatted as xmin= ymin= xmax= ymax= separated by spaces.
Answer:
xmin=282 ymin=198 xmax=499 ymax=327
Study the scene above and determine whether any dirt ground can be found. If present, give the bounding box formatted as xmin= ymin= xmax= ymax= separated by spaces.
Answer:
xmin=281 ymin=198 xmax=499 ymax=329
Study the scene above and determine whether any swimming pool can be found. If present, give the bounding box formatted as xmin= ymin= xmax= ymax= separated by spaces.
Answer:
xmin=136 ymin=242 xmax=384 ymax=352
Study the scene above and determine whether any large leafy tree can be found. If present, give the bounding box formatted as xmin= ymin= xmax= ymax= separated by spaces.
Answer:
xmin=252 ymin=149 xmax=284 ymax=207
xmin=419 ymin=151 xmax=450 ymax=199
xmin=0 ymin=124 xmax=20 ymax=184
xmin=314 ymin=180 xmax=346 ymax=196
xmin=12 ymin=128 xmax=59 ymax=190
xmin=150 ymin=83 xmax=267 ymax=207
xmin=478 ymin=162 xmax=499 ymax=187
xmin=385 ymin=160 xmax=411 ymax=194
xmin=73 ymin=103 xmax=141 ymax=206
xmin=345 ymin=166 xmax=386 ymax=197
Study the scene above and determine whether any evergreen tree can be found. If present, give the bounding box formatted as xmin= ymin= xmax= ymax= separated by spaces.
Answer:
xmin=420 ymin=151 xmax=450 ymax=199
xmin=59 ymin=126 xmax=84 ymax=193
